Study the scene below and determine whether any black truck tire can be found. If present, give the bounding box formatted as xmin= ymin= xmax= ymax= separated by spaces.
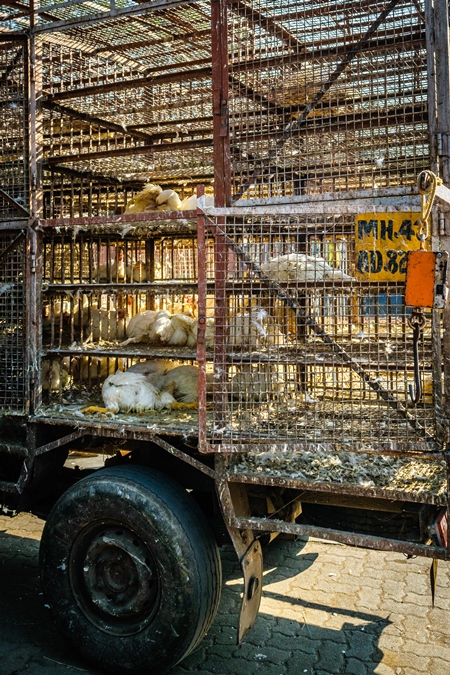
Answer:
xmin=39 ymin=465 xmax=222 ymax=674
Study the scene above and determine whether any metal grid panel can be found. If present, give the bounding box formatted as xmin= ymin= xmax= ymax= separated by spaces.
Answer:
xmin=37 ymin=3 xmax=214 ymax=192
xmin=0 ymin=39 xmax=29 ymax=220
xmin=207 ymin=213 xmax=441 ymax=449
xmin=40 ymin=226 xmax=215 ymax=412
xmin=0 ymin=233 xmax=27 ymax=413
xmin=228 ymin=0 xmax=429 ymax=201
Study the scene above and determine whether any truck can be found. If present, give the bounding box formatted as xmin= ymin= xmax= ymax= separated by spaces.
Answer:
xmin=1 ymin=0 xmax=450 ymax=672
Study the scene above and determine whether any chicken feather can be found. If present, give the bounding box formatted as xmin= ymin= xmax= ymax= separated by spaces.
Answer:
xmin=102 ymin=371 xmax=175 ymax=413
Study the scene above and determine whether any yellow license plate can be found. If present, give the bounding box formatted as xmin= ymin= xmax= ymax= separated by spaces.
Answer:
xmin=355 ymin=212 xmax=426 ymax=281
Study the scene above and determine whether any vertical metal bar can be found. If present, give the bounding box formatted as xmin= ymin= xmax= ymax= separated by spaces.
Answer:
xmin=433 ymin=0 xmax=450 ymax=442
xmin=197 ymin=184 xmax=208 ymax=452
xmin=211 ymin=0 xmax=231 ymax=207
xmin=424 ymin=0 xmax=438 ymax=176
xmin=29 ymin=12 xmax=43 ymax=415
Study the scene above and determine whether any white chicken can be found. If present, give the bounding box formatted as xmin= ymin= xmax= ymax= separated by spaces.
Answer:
xmin=124 ymin=184 xmax=162 ymax=213
xmin=121 ymin=310 xmax=159 ymax=345
xmin=152 ymin=311 xmax=195 ymax=346
xmin=187 ymin=317 xmax=214 ymax=349
xmin=127 ymin=359 xmax=179 ymax=378
xmin=228 ymin=307 xmax=284 ymax=349
xmin=124 ymin=184 xmax=214 ymax=214
xmin=155 ymin=189 xmax=182 ymax=211
xmin=179 ymin=194 xmax=215 ymax=210
xmin=260 ymin=253 xmax=354 ymax=283
xmin=158 ymin=365 xmax=214 ymax=404
xmin=102 ymin=371 xmax=175 ymax=413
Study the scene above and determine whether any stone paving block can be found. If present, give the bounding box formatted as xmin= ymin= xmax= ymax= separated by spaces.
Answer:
xmin=285 ymin=649 xmax=319 ymax=674
xmin=428 ymin=658 xmax=450 ymax=675
xmin=233 ymin=643 xmax=288 ymax=666
xmin=345 ymin=657 xmax=369 ymax=674
xmin=315 ymin=640 xmax=347 ymax=673
xmin=344 ymin=629 xmax=377 ymax=660
xmin=404 ymin=639 xmax=450 ymax=662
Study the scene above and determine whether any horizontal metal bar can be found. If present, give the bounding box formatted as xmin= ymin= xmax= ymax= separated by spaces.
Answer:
xmin=201 ymin=198 xmax=422 ymax=215
xmin=128 ymin=114 xmax=213 ymax=131
xmin=226 ymin=471 xmax=446 ymax=506
xmin=209 ymin=440 xmax=445 ymax=461
xmin=43 ymin=282 xmax=207 ymax=292
xmin=34 ymin=429 xmax=86 ymax=456
xmin=42 ymin=101 xmax=155 ymax=143
xmin=200 ymin=178 xmax=448 ymax=215
xmin=91 ymin=29 xmax=211 ymax=55
xmin=44 ymin=66 xmax=212 ymax=101
xmin=32 ymin=0 xmax=193 ymax=33
xmin=36 ymin=0 xmax=93 ymax=13
xmin=231 ymin=516 xmax=448 ymax=560
xmin=44 ymin=347 xmax=199 ymax=359
xmin=221 ymin=186 xmax=418 ymax=204
xmin=0 ymin=32 xmax=28 ymax=42
xmin=37 ymin=209 xmax=197 ymax=228
xmin=45 ymin=137 xmax=212 ymax=165
xmin=0 ymin=220 xmax=30 ymax=229
xmin=218 ymin=442 xmax=445 ymax=459
xmin=28 ymin=424 xmax=214 ymax=477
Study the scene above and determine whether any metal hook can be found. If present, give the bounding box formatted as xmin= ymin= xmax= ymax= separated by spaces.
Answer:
xmin=409 ymin=322 xmax=422 ymax=405
xmin=408 ymin=311 xmax=425 ymax=406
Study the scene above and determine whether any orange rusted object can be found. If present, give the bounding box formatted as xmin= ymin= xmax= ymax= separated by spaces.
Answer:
xmin=405 ymin=250 xmax=437 ymax=307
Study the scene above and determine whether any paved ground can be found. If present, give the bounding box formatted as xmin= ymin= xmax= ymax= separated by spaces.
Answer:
xmin=1 ymin=512 xmax=450 ymax=675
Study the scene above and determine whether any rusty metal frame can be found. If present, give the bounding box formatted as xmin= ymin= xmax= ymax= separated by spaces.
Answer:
xmin=215 ymin=455 xmax=450 ymax=560
xmin=31 ymin=0 xmax=194 ymax=34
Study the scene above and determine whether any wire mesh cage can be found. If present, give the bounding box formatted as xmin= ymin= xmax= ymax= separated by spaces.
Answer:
xmin=0 ymin=38 xmax=29 ymax=220
xmin=40 ymin=221 xmax=216 ymax=422
xmin=227 ymin=0 xmax=429 ymax=201
xmin=35 ymin=2 xmax=214 ymax=208
xmin=205 ymin=213 xmax=442 ymax=451
xmin=0 ymin=232 xmax=28 ymax=413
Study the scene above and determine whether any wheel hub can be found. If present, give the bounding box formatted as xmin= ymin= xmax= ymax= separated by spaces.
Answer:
xmin=71 ymin=523 xmax=160 ymax=635
xmin=83 ymin=528 xmax=153 ymax=617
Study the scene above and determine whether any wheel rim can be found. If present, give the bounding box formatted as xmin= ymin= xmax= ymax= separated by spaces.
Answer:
xmin=69 ymin=522 xmax=160 ymax=636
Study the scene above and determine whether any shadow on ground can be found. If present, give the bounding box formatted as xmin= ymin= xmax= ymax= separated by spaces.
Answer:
xmin=0 ymin=529 xmax=390 ymax=675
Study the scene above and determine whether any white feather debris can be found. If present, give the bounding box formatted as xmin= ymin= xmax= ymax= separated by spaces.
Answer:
xmin=230 ymin=450 xmax=446 ymax=497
